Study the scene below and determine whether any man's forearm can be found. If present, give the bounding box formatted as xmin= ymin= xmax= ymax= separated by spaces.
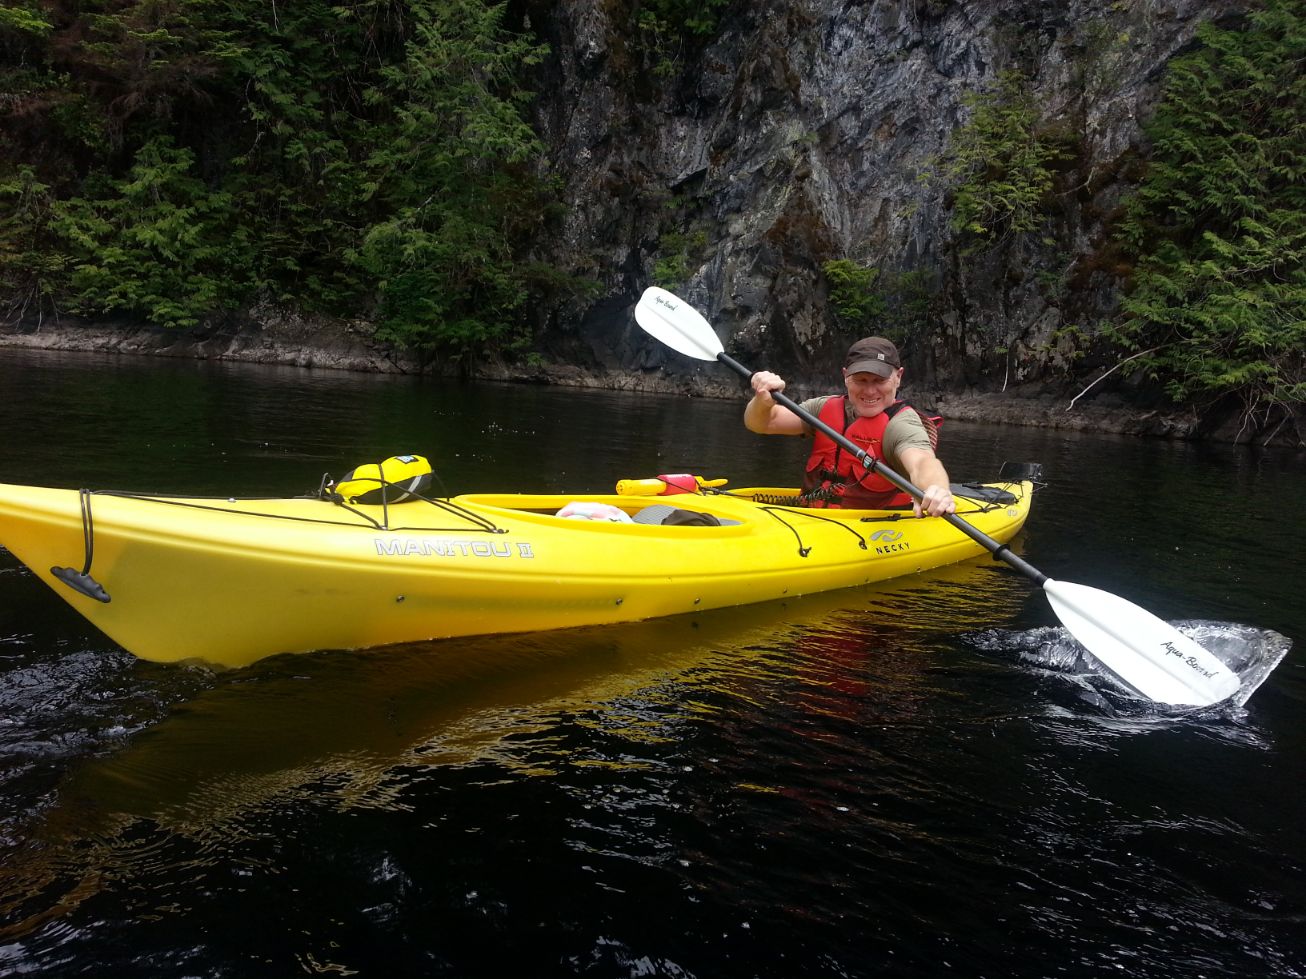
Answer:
xmin=744 ymin=394 xmax=776 ymax=434
xmin=907 ymin=456 xmax=950 ymax=489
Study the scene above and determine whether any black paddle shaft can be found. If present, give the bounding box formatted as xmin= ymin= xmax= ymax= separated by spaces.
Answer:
xmin=718 ymin=351 xmax=1049 ymax=587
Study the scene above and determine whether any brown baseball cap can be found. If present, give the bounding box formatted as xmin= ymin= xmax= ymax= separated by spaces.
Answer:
xmin=843 ymin=337 xmax=901 ymax=378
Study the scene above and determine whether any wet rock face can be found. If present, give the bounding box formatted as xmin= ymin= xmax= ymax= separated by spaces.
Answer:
xmin=527 ymin=0 xmax=1240 ymax=398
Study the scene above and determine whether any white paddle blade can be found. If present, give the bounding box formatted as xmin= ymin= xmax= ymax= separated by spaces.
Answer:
xmin=1043 ymin=579 xmax=1241 ymax=707
xmin=634 ymin=287 xmax=724 ymax=362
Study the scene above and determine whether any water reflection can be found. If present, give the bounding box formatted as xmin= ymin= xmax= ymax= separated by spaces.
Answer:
xmin=0 ymin=558 xmax=1025 ymax=938
xmin=0 ymin=348 xmax=811 ymax=496
xmin=61 ymin=561 xmax=1023 ymax=808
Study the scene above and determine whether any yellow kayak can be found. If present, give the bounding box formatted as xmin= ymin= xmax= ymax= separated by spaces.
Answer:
xmin=0 ymin=476 xmax=1034 ymax=668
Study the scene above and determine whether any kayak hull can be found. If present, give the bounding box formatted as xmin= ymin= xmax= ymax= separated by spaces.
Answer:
xmin=0 ymin=480 xmax=1034 ymax=667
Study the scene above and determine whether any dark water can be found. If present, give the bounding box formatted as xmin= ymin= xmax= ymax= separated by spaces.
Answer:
xmin=1 ymin=348 xmax=1303 ymax=978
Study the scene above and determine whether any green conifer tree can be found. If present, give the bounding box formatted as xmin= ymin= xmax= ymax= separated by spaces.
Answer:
xmin=1115 ymin=2 xmax=1305 ymax=434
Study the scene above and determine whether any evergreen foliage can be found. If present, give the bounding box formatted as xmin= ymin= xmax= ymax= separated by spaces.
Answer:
xmin=822 ymin=259 xmax=885 ymax=326
xmin=635 ymin=0 xmax=730 ymax=77
xmin=355 ymin=0 xmax=549 ymax=355
xmin=639 ymin=0 xmax=730 ymax=38
xmin=0 ymin=0 xmax=559 ymax=359
xmin=1114 ymin=1 xmax=1305 ymax=426
xmin=52 ymin=138 xmax=245 ymax=328
xmin=652 ymin=227 xmax=708 ymax=289
xmin=933 ymin=72 xmax=1070 ymax=246
xmin=822 ymin=260 xmax=934 ymax=345
xmin=0 ymin=167 xmax=62 ymax=320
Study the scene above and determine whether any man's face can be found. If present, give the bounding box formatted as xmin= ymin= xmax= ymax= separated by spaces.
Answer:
xmin=842 ymin=368 xmax=903 ymax=418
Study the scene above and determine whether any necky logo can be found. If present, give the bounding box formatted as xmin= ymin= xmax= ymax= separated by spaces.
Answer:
xmin=870 ymin=527 xmax=910 ymax=554
xmin=1160 ymin=640 xmax=1220 ymax=679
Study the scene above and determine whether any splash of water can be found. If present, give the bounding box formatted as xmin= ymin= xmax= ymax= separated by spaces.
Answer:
xmin=968 ymin=620 xmax=1292 ymax=711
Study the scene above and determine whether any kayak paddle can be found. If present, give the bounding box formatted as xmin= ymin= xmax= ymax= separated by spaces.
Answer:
xmin=634 ymin=286 xmax=1241 ymax=708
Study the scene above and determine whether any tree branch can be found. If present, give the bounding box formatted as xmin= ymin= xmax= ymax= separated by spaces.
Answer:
xmin=1067 ymin=347 xmax=1160 ymax=411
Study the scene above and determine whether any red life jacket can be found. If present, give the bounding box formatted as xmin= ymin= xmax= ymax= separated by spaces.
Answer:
xmin=800 ymin=397 xmax=940 ymax=509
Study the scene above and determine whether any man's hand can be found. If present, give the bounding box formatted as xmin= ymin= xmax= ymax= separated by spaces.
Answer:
xmin=914 ymin=483 xmax=956 ymax=518
xmin=750 ymin=371 xmax=785 ymax=397
xmin=745 ymin=372 xmax=804 ymax=435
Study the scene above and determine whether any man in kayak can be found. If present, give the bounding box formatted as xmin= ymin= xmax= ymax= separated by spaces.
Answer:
xmin=744 ymin=336 xmax=956 ymax=517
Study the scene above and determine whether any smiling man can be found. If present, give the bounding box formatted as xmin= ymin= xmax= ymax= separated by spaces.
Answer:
xmin=744 ymin=337 xmax=956 ymax=517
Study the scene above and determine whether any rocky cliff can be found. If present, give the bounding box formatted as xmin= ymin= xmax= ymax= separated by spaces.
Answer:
xmin=523 ymin=0 xmax=1246 ymax=408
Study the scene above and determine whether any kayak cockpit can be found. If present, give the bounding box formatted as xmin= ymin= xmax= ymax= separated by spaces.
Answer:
xmin=456 ymin=493 xmax=749 ymax=529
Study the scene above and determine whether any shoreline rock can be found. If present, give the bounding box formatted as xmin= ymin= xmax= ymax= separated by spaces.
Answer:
xmin=0 ymin=315 xmax=1271 ymax=445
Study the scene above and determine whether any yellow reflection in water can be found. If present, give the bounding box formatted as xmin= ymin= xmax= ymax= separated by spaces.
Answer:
xmin=1 ymin=554 xmax=1028 ymax=939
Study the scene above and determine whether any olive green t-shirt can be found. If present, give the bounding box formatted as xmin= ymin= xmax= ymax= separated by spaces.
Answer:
xmin=798 ymin=396 xmax=935 ymax=474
